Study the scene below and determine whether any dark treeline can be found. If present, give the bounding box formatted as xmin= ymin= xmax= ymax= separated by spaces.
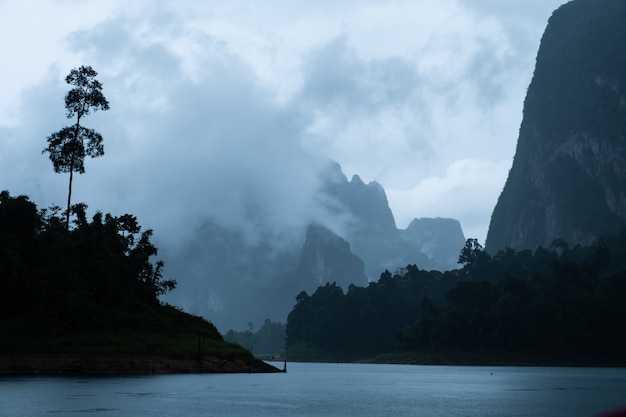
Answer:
xmin=286 ymin=234 xmax=626 ymax=363
xmin=0 ymin=191 xmax=183 ymax=329
xmin=286 ymin=266 xmax=458 ymax=360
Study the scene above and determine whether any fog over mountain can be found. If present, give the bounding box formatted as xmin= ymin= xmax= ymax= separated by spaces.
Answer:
xmin=161 ymin=160 xmax=466 ymax=330
xmin=0 ymin=1 xmax=565 ymax=330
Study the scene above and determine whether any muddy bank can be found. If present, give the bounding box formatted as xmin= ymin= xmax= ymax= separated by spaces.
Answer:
xmin=0 ymin=354 xmax=283 ymax=375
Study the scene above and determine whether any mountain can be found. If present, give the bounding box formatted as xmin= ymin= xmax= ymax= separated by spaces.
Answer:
xmin=400 ymin=217 xmax=466 ymax=268
xmin=486 ymin=0 xmax=626 ymax=253
xmin=166 ymin=161 xmax=466 ymax=331
xmin=320 ymin=162 xmax=465 ymax=279
xmin=296 ymin=223 xmax=368 ymax=294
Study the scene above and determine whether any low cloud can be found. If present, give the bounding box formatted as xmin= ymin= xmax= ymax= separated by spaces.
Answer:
xmin=386 ymin=159 xmax=512 ymax=243
xmin=0 ymin=0 xmax=567 ymax=328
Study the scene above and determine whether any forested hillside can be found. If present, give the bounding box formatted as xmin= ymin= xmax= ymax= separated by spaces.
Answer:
xmin=0 ymin=191 xmax=259 ymax=367
xmin=0 ymin=191 xmax=176 ymax=324
xmin=0 ymin=64 xmax=280 ymax=373
xmin=286 ymin=234 xmax=626 ymax=364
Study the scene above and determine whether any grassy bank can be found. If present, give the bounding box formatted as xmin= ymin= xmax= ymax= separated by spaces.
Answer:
xmin=0 ymin=304 xmax=281 ymax=374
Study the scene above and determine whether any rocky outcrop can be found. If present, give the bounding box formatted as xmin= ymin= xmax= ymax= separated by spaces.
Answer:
xmin=296 ymin=223 xmax=368 ymax=292
xmin=486 ymin=0 xmax=626 ymax=253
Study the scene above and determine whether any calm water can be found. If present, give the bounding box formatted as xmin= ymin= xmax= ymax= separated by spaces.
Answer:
xmin=1 ymin=362 xmax=625 ymax=416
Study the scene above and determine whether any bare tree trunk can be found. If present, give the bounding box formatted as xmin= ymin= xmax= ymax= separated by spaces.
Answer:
xmin=66 ymin=167 xmax=73 ymax=229
xmin=65 ymin=122 xmax=81 ymax=229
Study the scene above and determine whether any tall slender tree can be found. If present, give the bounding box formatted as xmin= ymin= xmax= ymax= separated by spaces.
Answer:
xmin=43 ymin=66 xmax=110 ymax=228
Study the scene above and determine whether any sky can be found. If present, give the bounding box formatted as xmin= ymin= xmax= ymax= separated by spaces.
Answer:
xmin=0 ymin=0 xmax=567 ymax=248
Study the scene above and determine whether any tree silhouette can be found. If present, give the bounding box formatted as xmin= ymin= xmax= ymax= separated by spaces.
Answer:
xmin=458 ymin=238 xmax=489 ymax=267
xmin=43 ymin=66 xmax=110 ymax=228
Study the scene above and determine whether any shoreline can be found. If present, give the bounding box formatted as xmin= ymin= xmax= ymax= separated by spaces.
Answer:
xmin=0 ymin=354 xmax=282 ymax=375
xmin=280 ymin=352 xmax=626 ymax=368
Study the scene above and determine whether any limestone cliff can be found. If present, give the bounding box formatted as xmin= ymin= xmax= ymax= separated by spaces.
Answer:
xmin=486 ymin=0 xmax=626 ymax=253
xmin=296 ymin=223 xmax=368 ymax=293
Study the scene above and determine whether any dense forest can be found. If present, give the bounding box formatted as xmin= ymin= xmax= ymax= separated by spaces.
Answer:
xmin=286 ymin=234 xmax=626 ymax=364
xmin=0 ymin=190 xmax=257 ymax=364
xmin=6 ymin=183 xmax=625 ymax=366
xmin=0 ymin=191 xmax=177 ymax=324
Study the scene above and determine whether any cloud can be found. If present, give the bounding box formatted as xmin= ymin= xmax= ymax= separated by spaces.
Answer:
xmin=0 ymin=0 xmax=568 ymax=328
xmin=0 ymin=0 xmax=565 ymax=246
xmin=299 ymin=36 xmax=428 ymax=181
xmin=60 ymin=16 xmax=337 ymax=250
xmin=386 ymin=158 xmax=512 ymax=243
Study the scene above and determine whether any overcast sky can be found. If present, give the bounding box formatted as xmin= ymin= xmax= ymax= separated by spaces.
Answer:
xmin=1 ymin=0 xmax=566 ymax=247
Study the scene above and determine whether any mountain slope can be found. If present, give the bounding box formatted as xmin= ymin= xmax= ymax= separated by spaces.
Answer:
xmin=296 ymin=223 xmax=368 ymax=293
xmin=320 ymin=162 xmax=464 ymax=278
xmin=486 ymin=0 xmax=626 ymax=253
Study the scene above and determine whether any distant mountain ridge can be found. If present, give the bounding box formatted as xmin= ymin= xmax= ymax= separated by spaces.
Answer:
xmin=167 ymin=161 xmax=466 ymax=331
xmin=486 ymin=0 xmax=626 ymax=253
xmin=319 ymin=162 xmax=464 ymax=279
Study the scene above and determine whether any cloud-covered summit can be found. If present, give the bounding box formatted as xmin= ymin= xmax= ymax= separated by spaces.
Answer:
xmin=0 ymin=0 xmax=566 ymax=328
xmin=1 ymin=0 xmax=565 ymax=243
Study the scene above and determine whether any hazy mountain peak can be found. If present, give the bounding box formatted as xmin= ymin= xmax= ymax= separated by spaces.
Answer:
xmin=168 ymin=160 xmax=466 ymax=330
xmin=350 ymin=174 xmax=364 ymax=185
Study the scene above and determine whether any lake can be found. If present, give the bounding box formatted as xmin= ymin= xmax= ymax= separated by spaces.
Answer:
xmin=1 ymin=362 xmax=625 ymax=416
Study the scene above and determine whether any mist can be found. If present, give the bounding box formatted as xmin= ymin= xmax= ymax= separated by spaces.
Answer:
xmin=0 ymin=0 xmax=565 ymax=330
